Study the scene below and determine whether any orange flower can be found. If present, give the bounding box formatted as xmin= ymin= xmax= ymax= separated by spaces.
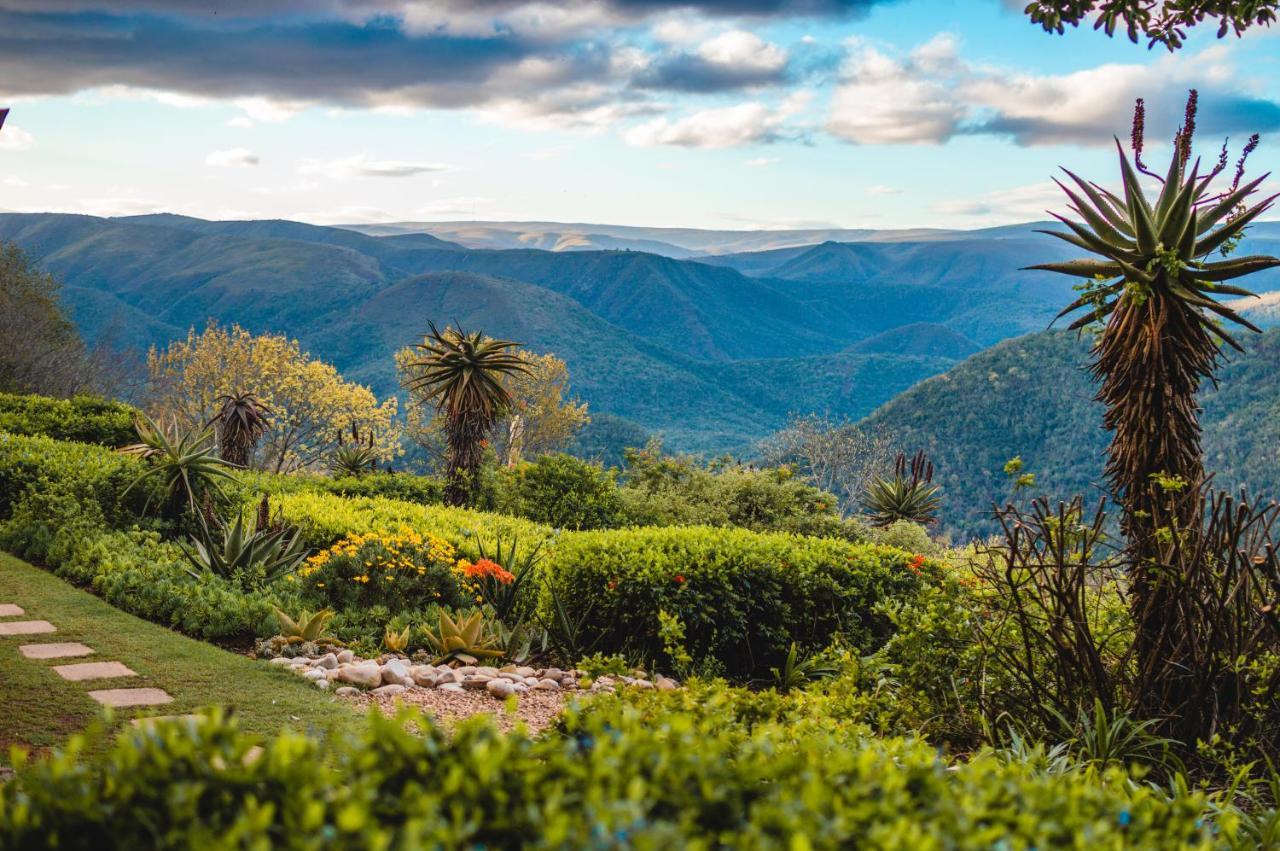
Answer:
xmin=674 ymin=574 xmax=686 ymax=585
xmin=906 ymin=554 xmax=925 ymax=575
xmin=462 ymin=558 xmax=515 ymax=585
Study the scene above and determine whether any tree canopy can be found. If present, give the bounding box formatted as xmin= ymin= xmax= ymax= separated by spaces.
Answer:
xmin=1025 ymin=0 xmax=1276 ymax=49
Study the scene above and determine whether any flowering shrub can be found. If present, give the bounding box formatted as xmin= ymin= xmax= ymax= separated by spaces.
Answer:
xmin=295 ymin=528 xmax=469 ymax=613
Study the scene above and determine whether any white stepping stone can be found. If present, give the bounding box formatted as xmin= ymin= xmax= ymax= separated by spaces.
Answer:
xmin=88 ymin=687 xmax=173 ymax=708
xmin=0 ymin=604 xmax=25 ymax=617
xmin=19 ymin=642 xmax=94 ymax=660
xmin=53 ymin=661 xmax=136 ymax=682
xmin=0 ymin=620 xmax=55 ymax=636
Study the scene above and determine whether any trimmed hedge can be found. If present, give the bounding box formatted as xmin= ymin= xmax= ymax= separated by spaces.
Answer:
xmin=543 ymin=525 xmax=928 ymax=678
xmin=0 ymin=431 xmax=152 ymax=525
xmin=263 ymin=490 xmax=554 ymax=554
xmin=0 ymin=694 xmax=1224 ymax=849
xmin=0 ymin=392 xmax=136 ymax=446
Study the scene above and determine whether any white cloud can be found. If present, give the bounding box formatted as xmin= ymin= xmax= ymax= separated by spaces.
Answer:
xmin=826 ymin=34 xmax=1280 ymax=147
xmin=826 ymin=35 xmax=965 ymax=145
xmin=233 ymin=97 xmax=309 ymax=124
xmin=696 ymin=30 xmax=788 ymax=73
xmin=297 ymin=153 xmax=452 ymax=179
xmin=0 ymin=125 xmax=35 ymax=151
xmin=625 ymin=91 xmax=812 ymax=149
xmin=932 ymin=181 xmax=1062 ymax=223
xmin=205 ymin=147 xmax=260 ymax=167
xmin=296 ymin=205 xmax=402 ymax=225
xmin=3 ymin=176 xmax=30 ymax=187
xmin=746 ymin=156 xmax=779 ymax=166
xmin=865 ymin=185 xmax=903 ymax=195
xmin=227 ymin=116 xmax=254 ymax=128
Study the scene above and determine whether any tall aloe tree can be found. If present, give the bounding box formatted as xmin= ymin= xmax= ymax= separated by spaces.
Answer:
xmin=1029 ymin=92 xmax=1278 ymax=716
xmin=402 ymin=323 xmax=529 ymax=505
xmin=213 ymin=392 xmax=271 ymax=468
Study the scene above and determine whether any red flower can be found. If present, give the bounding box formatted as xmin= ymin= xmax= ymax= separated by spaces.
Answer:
xmin=607 ymin=579 xmax=618 ymax=591
xmin=462 ymin=558 xmax=515 ymax=585
xmin=674 ymin=574 xmax=686 ymax=585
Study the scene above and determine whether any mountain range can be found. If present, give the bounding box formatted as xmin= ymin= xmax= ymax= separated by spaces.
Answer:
xmin=3 ymin=211 xmax=1279 ymax=465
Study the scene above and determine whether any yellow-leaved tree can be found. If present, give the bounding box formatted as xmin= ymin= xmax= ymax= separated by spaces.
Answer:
xmin=394 ymin=347 xmax=588 ymax=470
xmin=148 ymin=323 xmax=400 ymax=473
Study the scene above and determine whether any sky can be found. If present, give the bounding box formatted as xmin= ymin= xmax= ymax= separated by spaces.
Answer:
xmin=0 ymin=0 xmax=1277 ymax=231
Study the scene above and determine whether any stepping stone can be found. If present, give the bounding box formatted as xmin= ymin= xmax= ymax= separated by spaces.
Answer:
xmin=0 ymin=620 xmax=55 ymax=636
xmin=53 ymin=661 xmax=136 ymax=682
xmin=88 ymin=687 xmax=173 ymax=708
xmin=0 ymin=604 xmax=25 ymax=617
xmin=18 ymin=642 xmax=94 ymax=660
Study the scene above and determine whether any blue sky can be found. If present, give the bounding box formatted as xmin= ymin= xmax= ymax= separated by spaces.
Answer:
xmin=0 ymin=0 xmax=1277 ymax=230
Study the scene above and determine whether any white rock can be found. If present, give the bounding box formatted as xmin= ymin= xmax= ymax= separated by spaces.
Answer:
xmin=269 ymin=657 xmax=294 ymax=666
xmin=302 ymin=668 xmax=327 ymax=681
xmin=335 ymin=686 xmax=360 ymax=697
xmin=455 ymin=665 xmax=477 ymax=676
xmin=372 ymin=684 xmax=406 ymax=697
xmin=336 ymin=650 xmax=355 ymax=664
xmin=316 ymin=653 xmax=338 ymax=670
xmin=515 ymin=666 xmax=536 ymax=678
xmin=461 ymin=675 xmax=492 ymax=690
xmin=436 ymin=669 xmax=458 ymax=684
xmin=381 ymin=659 xmax=412 ymax=686
xmin=487 ymin=679 xmax=517 ymax=698
xmin=336 ymin=663 xmax=382 ymax=688
xmin=438 ymin=682 xmax=464 ymax=692
xmin=631 ymin=680 xmax=654 ymax=689
xmin=655 ymin=677 xmax=678 ymax=691
xmin=412 ymin=670 xmax=438 ymax=688
xmin=476 ymin=666 xmax=500 ymax=678
xmin=535 ymin=678 xmax=561 ymax=691
xmin=315 ymin=679 xmax=330 ymax=690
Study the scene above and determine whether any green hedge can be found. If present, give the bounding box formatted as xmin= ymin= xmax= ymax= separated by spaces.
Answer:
xmin=0 ymin=695 xmax=1225 ymax=849
xmin=0 ymin=392 xmax=136 ymax=446
xmin=0 ymin=431 xmax=152 ymax=524
xmin=544 ymin=525 xmax=928 ymax=678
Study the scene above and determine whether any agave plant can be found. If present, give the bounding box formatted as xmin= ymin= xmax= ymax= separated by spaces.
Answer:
xmin=272 ymin=607 xmax=336 ymax=644
xmin=182 ymin=496 xmax=309 ymax=590
xmin=327 ymin=424 xmax=379 ymax=477
xmin=121 ymin=413 xmax=238 ymax=517
xmin=422 ymin=609 xmax=505 ymax=664
xmin=213 ymin=391 xmax=271 ymax=468
xmin=402 ymin=323 xmax=529 ymax=505
xmin=862 ymin=450 xmax=942 ymax=528
xmin=383 ymin=623 xmax=412 ymax=654
xmin=1029 ymin=92 xmax=1278 ymax=727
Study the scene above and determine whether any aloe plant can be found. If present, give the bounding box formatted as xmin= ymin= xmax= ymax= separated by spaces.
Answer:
xmin=181 ymin=498 xmax=308 ymax=590
xmin=422 ymin=610 xmax=504 ymax=663
xmin=121 ymin=413 xmax=238 ymax=517
xmin=272 ymin=607 xmax=335 ymax=644
xmin=862 ymin=451 xmax=942 ymax=528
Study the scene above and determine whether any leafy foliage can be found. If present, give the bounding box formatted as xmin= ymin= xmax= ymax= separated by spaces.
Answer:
xmin=147 ymin=322 xmax=399 ymax=473
xmin=0 ymin=392 xmax=136 ymax=446
xmin=213 ymin=391 xmax=270 ymax=468
xmin=0 ymin=701 xmax=1234 ymax=849
xmin=1024 ymin=0 xmax=1278 ymax=49
xmin=421 ymin=609 xmax=504 ymax=663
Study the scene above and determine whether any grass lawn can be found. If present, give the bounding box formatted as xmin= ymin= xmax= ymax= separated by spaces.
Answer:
xmin=0 ymin=551 xmax=357 ymax=761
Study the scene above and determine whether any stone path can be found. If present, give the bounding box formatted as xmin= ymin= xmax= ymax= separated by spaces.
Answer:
xmin=0 ymin=600 xmax=173 ymax=710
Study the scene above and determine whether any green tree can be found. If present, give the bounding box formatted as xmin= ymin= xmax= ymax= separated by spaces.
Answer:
xmin=400 ymin=324 xmax=529 ymax=506
xmin=0 ymin=243 xmax=95 ymax=397
xmin=1025 ymin=0 xmax=1277 ymax=49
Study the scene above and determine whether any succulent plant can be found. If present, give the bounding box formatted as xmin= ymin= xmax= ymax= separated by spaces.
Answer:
xmin=183 ymin=496 xmax=308 ymax=589
xmin=213 ymin=391 xmax=271 ymax=468
xmin=422 ymin=609 xmax=504 ymax=663
xmin=862 ymin=451 xmax=942 ymax=528
xmin=272 ymin=607 xmax=336 ymax=644
xmin=383 ymin=623 xmax=412 ymax=654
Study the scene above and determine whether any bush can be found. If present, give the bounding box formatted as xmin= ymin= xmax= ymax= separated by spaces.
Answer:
xmin=308 ymin=472 xmax=445 ymax=505
xmin=263 ymin=490 xmax=553 ymax=555
xmin=0 ymin=392 xmax=137 ymax=446
xmin=543 ymin=525 xmax=928 ymax=678
xmin=618 ymin=444 xmax=861 ymax=540
xmin=0 ymin=431 xmax=154 ymax=526
xmin=294 ymin=528 xmax=469 ymax=614
xmin=496 ymin=453 xmax=627 ymax=530
xmin=0 ymin=698 xmax=1226 ymax=849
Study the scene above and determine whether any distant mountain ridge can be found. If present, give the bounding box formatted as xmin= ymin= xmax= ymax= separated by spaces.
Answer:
xmin=5 ymin=211 xmax=1279 ymax=458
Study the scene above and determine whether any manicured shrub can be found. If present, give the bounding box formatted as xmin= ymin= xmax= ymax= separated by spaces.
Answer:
xmin=543 ymin=525 xmax=929 ymax=678
xmin=294 ymin=528 xmax=469 ymax=613
xmin=0 ymin=431 xmax=153 ymax=524
xmin=0 ymin=698 xmax=1225 ymax=849
xmin=264 ymin=490 xmax=553 ymax=555
xmin=309 ymin=472 xmax=445 ymax=505
xmin=496 ymin=453 xmax=627 ymax=530
xmin=0 ymin=392 xmax=136 ymax=446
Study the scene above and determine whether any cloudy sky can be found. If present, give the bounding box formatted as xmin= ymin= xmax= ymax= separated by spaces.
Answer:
xmin=0 ymin=0 xmax=1277 ymax=230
